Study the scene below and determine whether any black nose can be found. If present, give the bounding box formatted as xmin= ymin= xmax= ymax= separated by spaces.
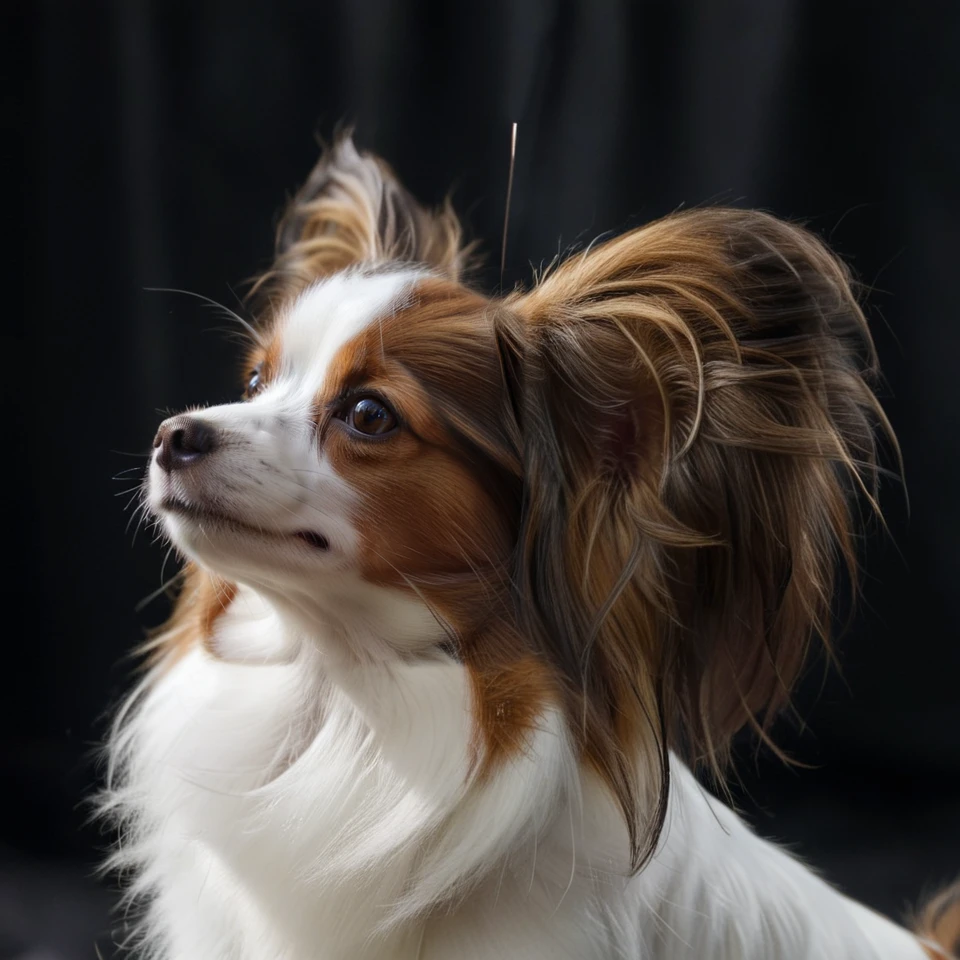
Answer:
xmin=153 ymin=416 xmax=218 ymax=471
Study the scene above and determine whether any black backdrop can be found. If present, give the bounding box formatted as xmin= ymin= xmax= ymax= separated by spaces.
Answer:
xmin=8 ymin=1 xmax=960 ymax=956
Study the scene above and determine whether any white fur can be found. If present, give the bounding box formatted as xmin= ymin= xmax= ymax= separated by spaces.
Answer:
xmin=104 ymin=606 xmax=925 ymax=959
xmin=107 ymin=272 xmax=929 ymax=958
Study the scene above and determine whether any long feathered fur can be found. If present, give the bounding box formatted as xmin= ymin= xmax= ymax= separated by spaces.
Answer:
xmin=503 ymin=208 xmax=895 ymax=867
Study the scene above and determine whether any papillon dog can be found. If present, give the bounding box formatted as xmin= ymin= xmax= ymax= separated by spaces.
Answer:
xmin=102 ymin=135 xmax=959 ymax=959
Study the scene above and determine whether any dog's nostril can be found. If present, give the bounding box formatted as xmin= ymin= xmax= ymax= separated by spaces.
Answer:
xmin=181 ymin=422 xmax=215 ymax=455
xmin=154 ymin=417 xmax=218 ymax=471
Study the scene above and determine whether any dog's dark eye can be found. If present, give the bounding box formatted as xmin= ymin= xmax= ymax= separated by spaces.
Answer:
xmin=343 ymin=397 xmax=398 ymax=437
xmin=244 ymin=364 xmax=263 ymax=399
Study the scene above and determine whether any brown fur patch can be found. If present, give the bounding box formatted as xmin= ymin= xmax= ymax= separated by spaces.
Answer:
xmin=915 ymin=882 xmax=960 ymax=959
xmin=466 ymin=645 xmax=559 ymax=775
xmin=241 ymin=326 xmax=285 ymax=396
xmin=317 ymin=279 xmax=521 ymax=586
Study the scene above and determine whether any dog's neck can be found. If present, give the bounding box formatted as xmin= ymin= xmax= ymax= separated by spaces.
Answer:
xmin=206 ymin=579 xmax=448 ymax=667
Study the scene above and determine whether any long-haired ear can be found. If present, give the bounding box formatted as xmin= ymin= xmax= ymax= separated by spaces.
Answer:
xmin=507 ymin=208 xmax=894 ymax=867
xmin=251 ymin=132 xmax=470 ymax=303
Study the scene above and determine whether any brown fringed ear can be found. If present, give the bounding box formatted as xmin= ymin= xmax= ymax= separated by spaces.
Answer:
xmin=251 ymin=132 xmax=471 ymax=304
xmin=507 ymin=208 xmax=894 ymax=868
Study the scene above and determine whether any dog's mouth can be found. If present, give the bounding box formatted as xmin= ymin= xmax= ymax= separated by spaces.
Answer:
xmin=160 ymin=498 xmax=330 ymax=551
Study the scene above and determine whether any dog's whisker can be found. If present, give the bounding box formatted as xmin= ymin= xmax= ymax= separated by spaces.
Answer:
xmin=145 ymin=286 xmax=264 ymax=347
xmin=134 ymin=571 xmax=184 ymax=612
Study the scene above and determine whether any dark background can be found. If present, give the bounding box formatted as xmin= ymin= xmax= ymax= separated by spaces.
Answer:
xmin=7 ymin=1 xmax=960 ymax=957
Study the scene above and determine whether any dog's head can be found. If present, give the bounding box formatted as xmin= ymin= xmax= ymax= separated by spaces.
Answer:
xmin=148 ymin=134 xmax=891 ymax=865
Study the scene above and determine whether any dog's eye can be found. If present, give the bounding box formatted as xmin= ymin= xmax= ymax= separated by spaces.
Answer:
xmin=343 ymin=397 xmax=398 ymax=437
xmin=244 ymin=365 xmax=263 ymax=399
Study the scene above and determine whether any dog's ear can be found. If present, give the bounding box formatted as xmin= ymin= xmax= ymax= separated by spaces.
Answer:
xmin=508 ymin=209 xmax=892 ymax=867
xmin=252 ymin=132 xmax=469 ymax=304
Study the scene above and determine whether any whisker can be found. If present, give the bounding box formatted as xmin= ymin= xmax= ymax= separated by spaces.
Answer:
xmin=126 ymin=500 xmax=151 ymax=540
xmin=134 ymin=570 xmax=183 ymax=612
xmin=226 ymin=282 xmax=248 ymax=315
xmin=158 ymin=543 xmax=177 ymax=589
xmin=110 ymin=449 xmax=151 ymax=459
xmin=145 ymin=286 xmax=264 ymax=347
xmin=500 ymin=121 xmax=519 ymax=288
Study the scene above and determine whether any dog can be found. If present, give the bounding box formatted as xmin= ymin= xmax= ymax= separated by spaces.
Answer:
xmin=101 ymin=134 xmax=959 ymax=959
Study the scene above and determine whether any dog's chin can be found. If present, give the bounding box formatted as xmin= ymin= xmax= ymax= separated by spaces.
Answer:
xmin=158 ymin=498 xmax=333 ymax=577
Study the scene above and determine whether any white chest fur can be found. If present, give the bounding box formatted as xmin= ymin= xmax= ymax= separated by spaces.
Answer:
xmin=104 ymin=592 xmax=927 ymax=960
xmin=106 ymin=600 xmax=599 ymax=959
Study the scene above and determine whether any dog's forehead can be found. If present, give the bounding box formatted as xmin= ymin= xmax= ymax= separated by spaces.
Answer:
xmin=279 ymin=268 xmax=427 ymax=377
